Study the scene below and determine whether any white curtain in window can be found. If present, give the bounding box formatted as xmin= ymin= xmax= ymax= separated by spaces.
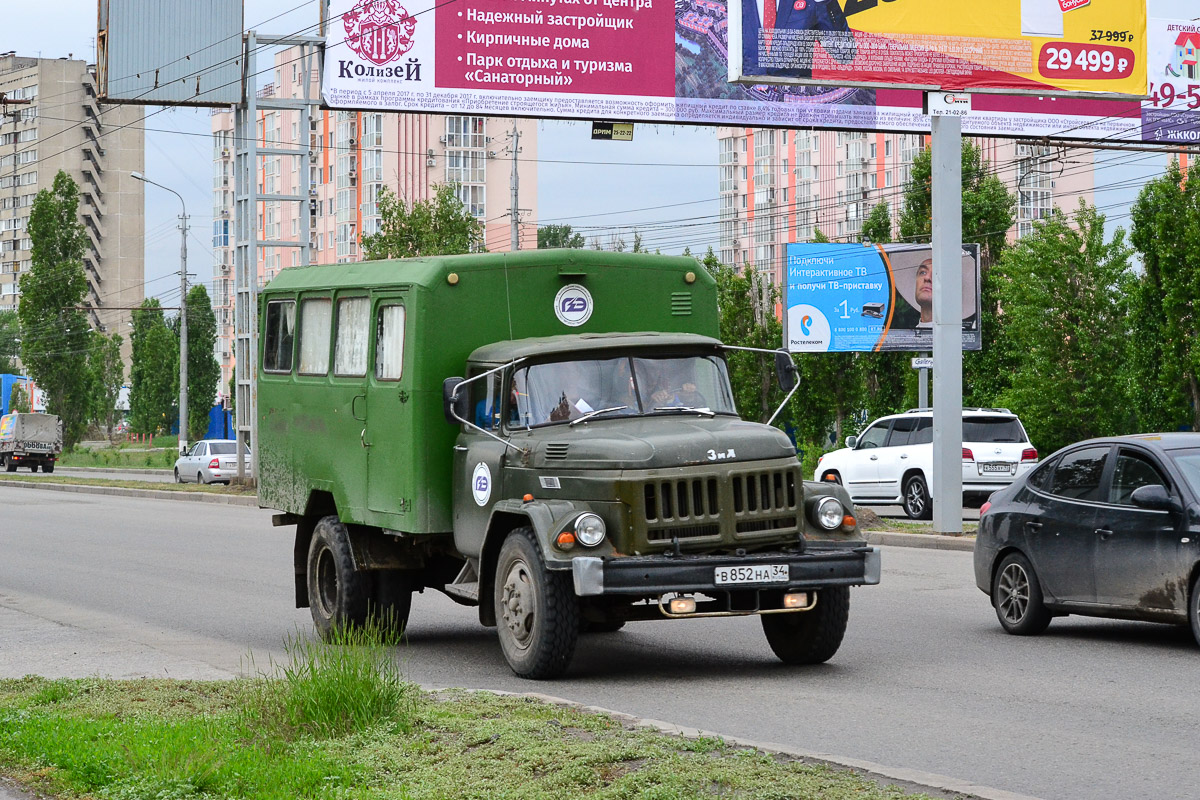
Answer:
xmin=298 ymin=299 xmax=331 ymax=374
xmin=375 ymin=305 xmax=405 ymax=380
xmin=335 ymin=297 xmax=369 ymax=376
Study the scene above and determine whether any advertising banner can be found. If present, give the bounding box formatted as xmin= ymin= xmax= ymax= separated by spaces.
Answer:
xmin=728 ymin=0 xmax=1147 ymax=98
xmin=784 ymin=242 xmax=981 ymax=353
xmin=1143 ymin=18 xmax=1200 ymax=144
xmin=323 ymin=0 xmax=1169 ymax=142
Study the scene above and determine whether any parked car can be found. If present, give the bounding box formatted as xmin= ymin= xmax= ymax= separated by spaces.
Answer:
xmin=974 ymin=433 xmax=1200 ymax=646
xmin=173 ymin=439 xmax=249 ymax=484
xmin=814 ymin=408 xmax=1038 ymax=519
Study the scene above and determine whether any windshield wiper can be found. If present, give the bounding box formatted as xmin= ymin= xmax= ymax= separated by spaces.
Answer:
xmin=569 ymin=406 xmax=629 ymax=426
xmin=653 ymin=405 xmax=715 ymax=417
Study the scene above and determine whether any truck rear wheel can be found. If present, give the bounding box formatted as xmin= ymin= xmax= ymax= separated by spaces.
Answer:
xmin=307 ymin=515 xmax=371 ymax=640
xmin=3 ymin=457 xmax=13 ymax=473
xmin=42 ymin=463 xmax=53 ymax=474
xmin=761 ymin=586 xmax=850 ymax=665
xmin=494 ymin=527 xmax=579 ymax=679
xmin=29 ymin=464 xmax=38 ymax=473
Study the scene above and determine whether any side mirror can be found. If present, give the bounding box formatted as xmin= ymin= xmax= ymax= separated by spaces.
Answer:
xmin=1130 ymin=484 xmax=1179 ymax=512
xmin=845 ymin=435 xmax=857 ymax=449
xmin=442 ymin=377 xmax=469 ymax=424
xmin=774 ymin=350 xmax=798 ymax=393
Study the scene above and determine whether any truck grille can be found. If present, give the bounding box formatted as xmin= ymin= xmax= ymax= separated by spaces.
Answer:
xmin=634 ymin=466 xmax=801 ymax=547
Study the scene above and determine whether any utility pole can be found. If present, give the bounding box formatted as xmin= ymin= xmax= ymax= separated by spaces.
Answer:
xmin=509 ymin=122 xmax=521 ymax=250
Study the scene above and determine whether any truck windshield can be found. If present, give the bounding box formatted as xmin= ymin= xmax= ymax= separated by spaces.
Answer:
xmin=511 ymin=354 xmax=736 ymax=427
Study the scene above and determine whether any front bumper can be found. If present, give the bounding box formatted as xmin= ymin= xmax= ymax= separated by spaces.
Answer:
xmin=571 ymin=546 xmax=880 ymax=597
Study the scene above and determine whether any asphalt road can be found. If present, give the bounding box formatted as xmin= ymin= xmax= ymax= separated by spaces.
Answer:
xmin=1 ymin=486 xmax=1196 ymax=800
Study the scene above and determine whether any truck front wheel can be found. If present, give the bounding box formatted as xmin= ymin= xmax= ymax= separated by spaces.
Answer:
xmin=494 ymin=527 xmax=579 ymax=679
xmin=761 ymin=586 xmax=850 ymax=665
xmin=307 ymin=515 xmax=371 ymax=640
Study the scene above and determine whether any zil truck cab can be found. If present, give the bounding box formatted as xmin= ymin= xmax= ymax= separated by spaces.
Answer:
xmin=258 ymin=250 xmax=879 ymax=679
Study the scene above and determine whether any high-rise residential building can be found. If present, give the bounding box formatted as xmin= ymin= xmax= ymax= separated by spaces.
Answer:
xmin=717 ymin=127 xmax=1097 ymax=286
xmin=0 ymin=53 xmax=144 ymax=354
xmin=209 ymin=49 xmax=538 ymax=396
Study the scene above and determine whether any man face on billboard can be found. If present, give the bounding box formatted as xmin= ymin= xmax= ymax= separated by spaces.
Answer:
xmin=915 ymin=258 xmax=933 ymax=323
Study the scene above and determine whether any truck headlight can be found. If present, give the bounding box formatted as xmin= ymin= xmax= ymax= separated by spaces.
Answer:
xmin=815 ymin=497 xmax=844 ymax=530
xmin=574 ymin=513 xmax=606 ymax=546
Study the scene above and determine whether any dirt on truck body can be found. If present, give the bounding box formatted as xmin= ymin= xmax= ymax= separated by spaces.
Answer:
xmin=257 ymin=250 xmax=880 ymax=679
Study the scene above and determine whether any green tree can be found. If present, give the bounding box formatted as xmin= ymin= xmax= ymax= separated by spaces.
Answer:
xmin=537 ymin=224 xmax=585 ymax=249
xmin=0 ymin=310 xmax=19 ymax=374
xmin=898 ymin=141 xmax=1016 ymax=268
xmin=18 ymin=170 xmax=92 ymax=448
xmin=184 ymin=285 xmax=221 ymax=441
xmin=1127 ymin=159 xmax=1200 ymax=432
xmin=129 ymin=299 xmax=178 ymax=435
xmin=992 ymin=201 xmax=1133 ymax=453
xmin=86 ymin=332 xmax=124 ymax=441
xmin=360 ymin=184 xmax=484 ymax=259
xmin=860 ymin=201 xmax=892 ymax=244
xmin=9 ymin=381 xmax=31 ymax=413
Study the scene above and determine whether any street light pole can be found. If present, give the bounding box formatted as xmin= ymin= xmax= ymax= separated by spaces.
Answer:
xmin=131 ymin=172 xmax=189 ymax=455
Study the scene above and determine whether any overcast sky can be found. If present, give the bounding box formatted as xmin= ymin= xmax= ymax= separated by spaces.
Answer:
xmin=7 ymin=0 xmax=1195 ymax=305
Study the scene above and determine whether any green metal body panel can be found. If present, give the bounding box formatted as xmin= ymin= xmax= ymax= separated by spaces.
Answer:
xmin=257 ymin=250 xmax=718 ymax=534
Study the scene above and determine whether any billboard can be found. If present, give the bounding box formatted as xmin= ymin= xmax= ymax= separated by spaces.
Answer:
xmin=1143 ymin=18 xmax=1200 ymax=143
xmin=728 ymin=0 xmax=1147 ymax=98
xmin=783 ymin=243 xmax=981 ymax=353
xmin=323 ymin=1 xmax=1180 ymax=142
xmin=97 ymin=0 xmax=245 ymax=106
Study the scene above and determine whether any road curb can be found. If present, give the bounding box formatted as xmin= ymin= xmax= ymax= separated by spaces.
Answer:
xmin=866 ymin=530 xmax=975 ymax=551
xmin=0 ymin=480 xmax=258 ymax=507
xmin=440 ymin=688 xmax=1043 ymax=800
xmin=56 ymin=466 xmax=173 ymax=476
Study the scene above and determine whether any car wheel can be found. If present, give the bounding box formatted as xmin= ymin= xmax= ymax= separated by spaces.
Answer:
xmin=1188 ymin=573 xmax=1200 ymax=649
xmin=820 ymin=471 xmax=842 ymax=486
xmin=903 ymin=475 xmax=932 ymax=520
xmin=307 ymin=515 xmax=372 ymax=640
xmin=494 ymin=527 xmax=580 ymax=679
xmin=993 ymin=552 xmax=1052 ymax=635
xmin=174 ymin=468 xmax=182 ymax=483
xmin=761 ymin=586 xmax=850 ymax=665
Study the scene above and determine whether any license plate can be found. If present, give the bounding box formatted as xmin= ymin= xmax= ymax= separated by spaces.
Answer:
xmin=714 ymin=564 xmax=789 ymax=585
xmin=980 ymin=462 xmax=1014 ymax=474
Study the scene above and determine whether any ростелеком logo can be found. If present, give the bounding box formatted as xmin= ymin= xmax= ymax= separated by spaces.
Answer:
xmin=344 ymin=0 xmax=417 ymax=66
xmin=799 ymin=315 xmax=813 ymax=336
xmin=554 ymin=284 xmax=594 ymax=327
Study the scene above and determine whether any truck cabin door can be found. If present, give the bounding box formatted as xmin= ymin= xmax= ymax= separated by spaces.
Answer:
xmin=452 ymin=367 xmax=510 ymax=559
xmin=365 ymin=296 xmax=412 ymax=518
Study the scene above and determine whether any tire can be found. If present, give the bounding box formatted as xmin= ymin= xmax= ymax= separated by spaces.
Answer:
xmin=903 ymin=475 xmax=932 ymax=520
xmin=1189 ymin=573 xmax=1200 ymax=650
xmin=306 ymin=515 xmax=372 ymax=640
xmin=42 ymin=463 xmax=53 ymax=474
xmin=4 ymin=457 xmax=15 ymax=473
xmin=174 ymin=468 xmax=182 ymax=483
xmin=992 ymin=552 xmax=1052 ymax=636
xmin=29 ymin=464 xmax=38 ymax=473
xmin=761 ymin=586 xmax=850 ymax=665
xmin=494 ymin=527 xmax=580 ymax=679
xmin=373 ymin=570 xmax=414 ymax=640
xmin=820 ymin=471 xmax=842 ymax=486
xmin=197 ymin=472 xmax=205 ymax=485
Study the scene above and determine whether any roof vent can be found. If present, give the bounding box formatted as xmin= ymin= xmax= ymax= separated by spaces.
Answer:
xmin=670 ymin=292 xmax=692 ymax=316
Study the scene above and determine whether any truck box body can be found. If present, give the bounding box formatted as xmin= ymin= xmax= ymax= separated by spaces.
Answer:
xmin=258 ymin=250 xmax=718 ymax=534
xmin=0 ymin=412 xmax=63 ymax=471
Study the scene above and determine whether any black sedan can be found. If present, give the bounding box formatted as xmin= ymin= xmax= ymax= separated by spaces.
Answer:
xmin=974 ymin=433 xmax=1200 ymax=645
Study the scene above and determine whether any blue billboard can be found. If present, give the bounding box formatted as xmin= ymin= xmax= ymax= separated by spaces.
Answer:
xmin=783 ymin=243 xmax=981 ymax=353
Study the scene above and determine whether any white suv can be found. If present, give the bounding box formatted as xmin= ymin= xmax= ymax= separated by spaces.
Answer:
xmin=814 ymin=408 xmax=1038 ymax=519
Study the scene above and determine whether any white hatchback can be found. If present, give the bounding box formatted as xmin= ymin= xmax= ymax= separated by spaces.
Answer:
xmin=814 ymin=408 xmax=1038 ymax=519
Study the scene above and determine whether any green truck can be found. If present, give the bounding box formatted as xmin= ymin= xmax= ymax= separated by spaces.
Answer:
xmin=259 ymin=250 xmax=879 ymax=679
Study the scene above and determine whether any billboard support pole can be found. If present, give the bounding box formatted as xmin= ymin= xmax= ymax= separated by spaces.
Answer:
xmin=918 ymin=357 xmax=929 ymax=409
xmin=930 ymin=110 xmax=963 ymax=535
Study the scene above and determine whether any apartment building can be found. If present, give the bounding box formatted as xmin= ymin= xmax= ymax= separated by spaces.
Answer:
xmin=0 ymin=53 xmax=144 ymax=355
xmin=210 ymin=50 xmax=538 ymax=394
xmin=717 ymin=127 xmax=1096 ymax=285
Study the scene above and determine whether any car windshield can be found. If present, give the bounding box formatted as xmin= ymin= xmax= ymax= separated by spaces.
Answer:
xmin=1168 ymin=449 xmax=1200 ymax=497
xmin=963 ymin=417 xmax=1027 ymax=443
xmin=511 ymin=353 xmax=737 ymax=427
xmin=208 ymin=442 xmax=248 ymax=455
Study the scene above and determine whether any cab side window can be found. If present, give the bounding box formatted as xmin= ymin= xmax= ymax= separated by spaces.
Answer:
xmin=1049 ymin=446 xmax=1110 ymax=502
xmin=471 ymin=371 xmax=501 ymax=431
xmin=375 ymin=305 xmax=405 ymax=381
xmin=298 ymin=298 xmax=331 ymax=376
xmin=856 ymin=423 xmax=890 ymax=449
xmin=263 ymin=300 xmax=296 ymax=373
xmin=1110 ymin=451 xmax=1169 ymax=506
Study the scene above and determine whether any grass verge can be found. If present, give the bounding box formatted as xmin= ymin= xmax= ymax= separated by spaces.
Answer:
xmin=0 ymin=474 xmax=252 ymax=494
xmin=0 ymin=627 xmax=936 ymax=800
xmin=57 ymin=446 xmax=178 ymax=470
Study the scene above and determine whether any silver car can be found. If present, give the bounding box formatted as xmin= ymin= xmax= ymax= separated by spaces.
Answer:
xmin=173 ymin=439 xmax=250 ymax=484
